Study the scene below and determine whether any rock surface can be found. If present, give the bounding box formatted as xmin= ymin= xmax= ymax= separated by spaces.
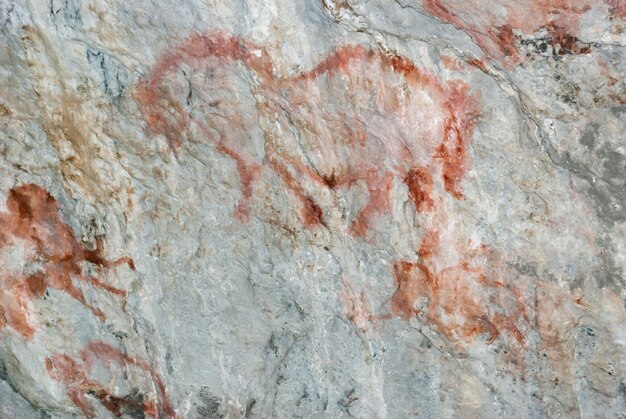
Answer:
xmin=0 ymin=1 xmax=624 ymax=417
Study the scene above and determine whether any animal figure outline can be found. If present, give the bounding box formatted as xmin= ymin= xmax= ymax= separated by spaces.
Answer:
xmin=134 ymin=31 xmax=478 ymax=236
xmin=135 ymin=31 xmax=530 ymax=353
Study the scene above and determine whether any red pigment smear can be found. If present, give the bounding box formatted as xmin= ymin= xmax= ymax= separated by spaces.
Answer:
xmin=298 ymin=45 xmax=375 ymax=81
xmin=422 ymin=0 xmax=518 ymax=66
xmin=340 ymin=281 xmax=377 ymax=332
xmin=391 ymin=215 xmax=529 ymax=352
xmin=391 ymin=261 xmax=428 ymax=318
xmin=349 ymin=173 xmax=393 ymax=237
xmin=423 ymin=0 xmax=602 ymax=67
xmin=605 ymin=0 xmax=626 ymax=18
xmin=417 ymin=228 xmax=440 ymax=260
xmin=268 ymin=158 xmax=324 ymax=227
xmin=489 ymin=25 xmax=519 ymax=60
xmin=135 ymin=31 xmax=479 ymax=236
xmin=391 ymin=253 xmax=528 ymax=351
xmin=436 ymin=81 xmax=479 ymax=198
xmin=598 ymin=58 xmax=619 ymax=86
xmin=440 ymin=54 xmax=460 ymax=71
xmin=545 ymin=22 xmax=592 ymax=55
xmin=47 ymin=340 xmax=177 ymax=418
xmin=403 ymin=167 xmax=434 ymax=213
xmin=194 ymin=119 xmax=261 ymax=222
xmin=0 ymin=184 xmax=133 ymax=339
xmin=466 ymin=58 xmax=489 ymax=73
xmin=133 ymin=31 xmax=274 ymax=150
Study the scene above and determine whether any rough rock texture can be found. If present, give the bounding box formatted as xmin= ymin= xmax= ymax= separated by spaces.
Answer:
xmin=0 ymin=1 xmax=624 ymax=418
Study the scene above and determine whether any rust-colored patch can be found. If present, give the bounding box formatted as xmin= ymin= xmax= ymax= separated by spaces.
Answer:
xmin=268 ymin=158 xmax=325 ymax=227
xmin=0 ymin=184 xmax=133 ymax=338
xmin=436 ymin=81 xmax=479 ymax=198
xmin=423 ymin=0 xmax=605 ymax=67
xmin=391 ymin=260 xmax=423 ymax=319
xmin=134 ymin=31 xmax=479 ymax=236
xmin=391 ymin=193 xmax=529 ymax=353
xmin=605 ymin=0 xmax=626 ymax=18
xmin=417 ymin=229 xmax=440 ymax=260
xmin=466 ymin=58 xmax=489 ymax=73
xmin=489 ymin=25 xmax=520 ymax=61
xmin=349 ymin=173 xmax=394 ymax=237
xmin=403 ymin=167 xmax=434 ymax=213
xmin=391 ymin=247 xmax=528 ymax=351
xmin=440 ymin=54 xmax=463 ymax=71
xmin=47 ymin=340 xmax=177 ymax=418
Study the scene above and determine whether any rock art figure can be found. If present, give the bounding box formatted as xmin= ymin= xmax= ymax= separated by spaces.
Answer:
xmin=47 ymin=340 xmax=177 ymax=418
xmin=0 ymin=184 xmax=133 ymax=338
xmin=134 ymin=31 xmax=478 ymax=236
xmin=136 ymin=31 xmax=535 ymax=355
xmin=391 ymin=244 xmax=529 ymax=351
xmin=423 ymin=0 xmax=620 ymax=67
xmin=390 ymin=163 xmax=530 ymax=353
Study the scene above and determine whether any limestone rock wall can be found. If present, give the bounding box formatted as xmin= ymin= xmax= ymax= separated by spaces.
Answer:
xmin=0 ymin=1 xmax=624 ymax=417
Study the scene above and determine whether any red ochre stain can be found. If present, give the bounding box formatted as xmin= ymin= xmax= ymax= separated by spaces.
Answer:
xmin=606 ymin=0 xmax=626 ymax=18
xmin=341 ymin=281 xmax=377 ymax=332
xmin=423 ymin=0 xmax=606 ymax=67
xmin=490 ymin=24 xmax=519 ymax=61
xmin=0 ymin=184 xmax=133 ymax=339
xmin=404 ymin=167 xmax=434 ymax=213
xmin=268 ymin=158 xmax=325 ymax=227
xmin=46 ymin=340 xmax=177 ymax=418
xmin=545 ymin=22 xmax=592 ymax=55
xmin=134 ymin=30 xmax=479 ymax=236
xmin=349 ymin=173 xmax=394 ymax=237
xmin=391 ymin=251 xmax=528 ymax=350
xmin=391 ymin=221 xmax=529 ymax=350
xmin=390 ymin=218 xmax=529 ymax=352
xmin=417 ymin=228 xmax=440 ymax=260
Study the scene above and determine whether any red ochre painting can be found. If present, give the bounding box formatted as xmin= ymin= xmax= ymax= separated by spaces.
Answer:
xmin=47 ymin=340 xmax=178 ymax=418
xmin=134 ymin=31 xmax=479 ymax=236
xmin=134 ymin=31 xmax=538 ymax=356
xmin=423 ymin=0 xmax=623 ymax=68
xmin=0 ymin=184 xmax=133 ymax=339
xmin=0 ymin=184 xmax=178 ymax=417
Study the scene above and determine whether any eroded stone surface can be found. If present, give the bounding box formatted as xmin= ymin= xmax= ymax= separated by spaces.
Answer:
xmin=0 ymin=1 xmax=624 ymax=418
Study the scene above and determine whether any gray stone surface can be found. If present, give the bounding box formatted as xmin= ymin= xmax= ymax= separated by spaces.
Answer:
xmin=0 ymin=1 xmax=624 ymax=417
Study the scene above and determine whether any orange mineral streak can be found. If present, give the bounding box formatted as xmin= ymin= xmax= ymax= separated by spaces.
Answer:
xmin=0 ymin=184 xmax=133 ymax=338
xmin=47 ymin=341 xmax=177 ymax=418
xmin=423 ymin=0 xmax=607 ymax=67
xmin=134 ymin=31 xmax=479 ymax=235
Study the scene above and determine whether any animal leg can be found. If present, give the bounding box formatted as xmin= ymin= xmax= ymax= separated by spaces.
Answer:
xmin=350 ymin=173 xmax=393 ymax=237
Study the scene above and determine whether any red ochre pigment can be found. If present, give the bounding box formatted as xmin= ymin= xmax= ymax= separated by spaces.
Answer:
xmin=0 ymin=184 xmax=133 ymax=338
xmin=134 ymin=31 xmax=538 ymax=354
xmin=134 ymin=30 xmax=479 ymax=236
xmin=47 ymin=340 xmax=177 ymax=418
xmin=423 ymin=0 xmax=608 ymax=68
